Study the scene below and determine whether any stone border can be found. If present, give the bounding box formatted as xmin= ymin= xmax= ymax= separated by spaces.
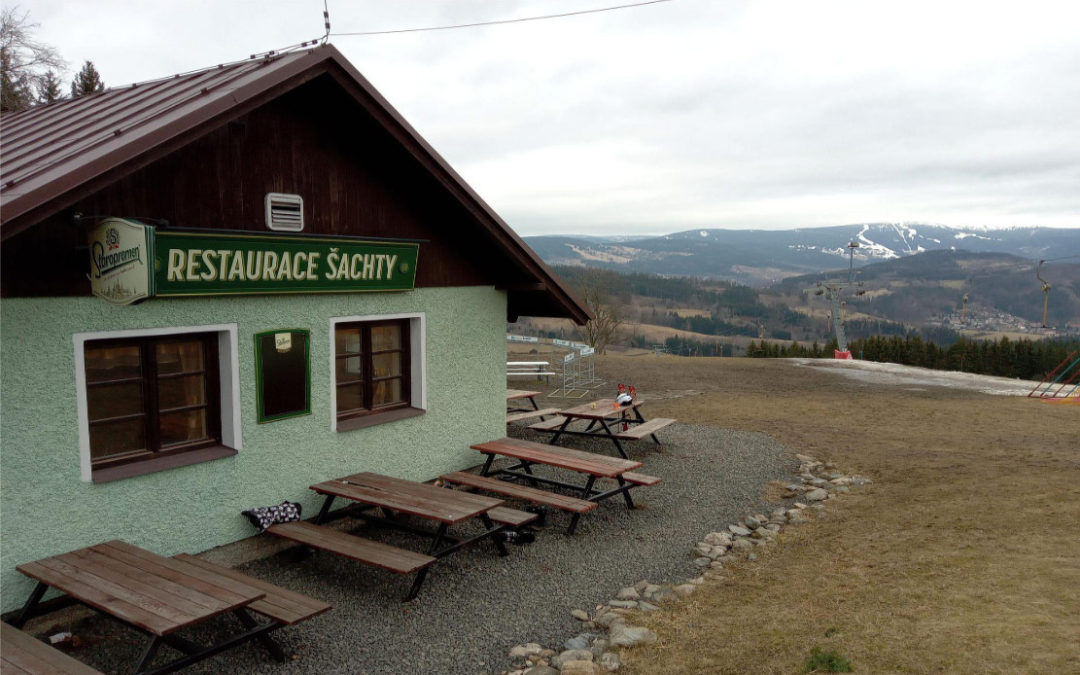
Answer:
xmin=497 ymin=453 xmax=871 ymax=674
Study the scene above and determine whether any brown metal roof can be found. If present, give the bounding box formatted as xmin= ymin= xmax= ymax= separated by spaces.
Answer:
xmin=0 ymin=44 xmax=590 ymax=323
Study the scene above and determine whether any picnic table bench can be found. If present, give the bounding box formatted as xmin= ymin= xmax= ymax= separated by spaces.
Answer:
xmin=1 ymin=622 xmax=103 ymax=674
xmin=528 ymin=398 xmax=675 ymax=458
xmin=9 ymin=540 xmax=328 ymax=675
xmin=507 ymin=362 xmax=556 ymax=383
xmin=466 ymin=438 xmax=660 ymax=534
xmin=268 ymin=472 xmax=536 ymax=600
xmin=505 ymin=390 xmax=559 ymax=424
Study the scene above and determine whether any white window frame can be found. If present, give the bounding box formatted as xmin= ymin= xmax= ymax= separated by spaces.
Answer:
xmin=73 ymin=323 xmax=242 ymax=482
xmin=329 ymin=312 xmax=426 ymax=431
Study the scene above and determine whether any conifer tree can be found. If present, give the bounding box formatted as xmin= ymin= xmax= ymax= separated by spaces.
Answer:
xmin=37 ymin=68 xmax=61 ymax=102
xmin=70 ymin=60 xmax=104 ymax=98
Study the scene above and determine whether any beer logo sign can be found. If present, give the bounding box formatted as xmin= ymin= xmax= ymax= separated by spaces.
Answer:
xmin=88 ymin=218 xmax=152 ymax=305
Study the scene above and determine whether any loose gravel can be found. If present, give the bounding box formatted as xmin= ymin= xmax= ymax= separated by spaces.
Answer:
xmin=52 ymin=424 xmax=796 ymax=675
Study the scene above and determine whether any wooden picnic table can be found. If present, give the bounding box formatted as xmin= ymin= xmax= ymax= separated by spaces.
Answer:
xmin=506 ymin=389 xmax=541 ymax=412
xmin=304 ymin=472 xmax=533 ymax=600
xmin=530 ymin=398 xmax=663 ymax=459
xmin=10 ymin=540 xmax=294 ymax=675
xmin=470 ymin=438 xmax=659 ymax=534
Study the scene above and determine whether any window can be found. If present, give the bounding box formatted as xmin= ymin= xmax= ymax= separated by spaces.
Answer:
xmin=84 ymin=334 xmax=221 ymax=468
xmin=76 ymin=325 xmax=241 ymax=482
xmin=335 ymin=319 xmax=410 ymax=421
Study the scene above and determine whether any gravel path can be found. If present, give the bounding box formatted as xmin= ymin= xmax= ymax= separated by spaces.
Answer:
xmin=62 ymin=424 xmax=797 ymax=674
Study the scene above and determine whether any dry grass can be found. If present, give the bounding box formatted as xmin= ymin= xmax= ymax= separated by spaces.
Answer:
xmin=588 ymin=356 xmax=1080 ymax=675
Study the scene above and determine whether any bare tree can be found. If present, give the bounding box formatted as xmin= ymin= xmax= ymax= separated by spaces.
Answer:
xmin=577 ymin=271 xmax=623 ymax=354
xmin=1 ymin=6 xmax=65 ymax=111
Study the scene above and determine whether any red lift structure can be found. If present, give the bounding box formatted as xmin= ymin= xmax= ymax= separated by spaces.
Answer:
xmin=1028 ymin=351 xmax=1080 ymax=401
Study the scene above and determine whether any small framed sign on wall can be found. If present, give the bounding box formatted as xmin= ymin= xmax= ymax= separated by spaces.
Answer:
xmin=254 ymin=329 xmax=311 ymax=423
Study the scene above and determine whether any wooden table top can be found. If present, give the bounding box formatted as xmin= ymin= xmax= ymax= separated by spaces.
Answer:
xmin=506 ymin=389 xmax=541 ymax=400
xmin=471 ymin=438 xmax=641 ymax=478
xmin=557 ymin=398 xmax=644 ymax=420
xmin=313 ymin=472 xmax=504 ymax=524
xmin=16 ymin=540 xmax=265 ymax=636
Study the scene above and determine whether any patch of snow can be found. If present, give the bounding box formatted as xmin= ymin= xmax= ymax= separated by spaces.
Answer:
xmin=699 ymin=230 xmax=709 ymax=237
xmin=954 ymin=232 xmax=993 ymax=241
xmin=790 ymin=358 xmax=1043 ymax=396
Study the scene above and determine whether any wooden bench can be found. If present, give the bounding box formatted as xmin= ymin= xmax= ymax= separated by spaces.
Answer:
xmin=267 ymin=521 xmax=437 ymax=575
xmin=507 ymin=362 xmax=556 ymax=382
xmin=1 ymin=623 xmax=103 ymax=674
xmin=506 ymin=407 xmax=560 ymax=424
xmin=614 ymin=417 xmax=675 ymax=442
xmin=173 ymin=554 xmax=331 ymax=626
xmin=528 ymin=416 xmax=568 ymax=432
xmin=486 ymin=506 xmax=541 ymax=528
xmin=441 ymin=471 xmax=598 ymax=515
xmin=622 ymin=472 xmax=662 ymax=486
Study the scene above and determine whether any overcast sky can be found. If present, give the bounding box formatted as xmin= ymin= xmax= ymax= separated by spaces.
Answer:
xmin=21 ymin=0 xmax=1080 ymax=235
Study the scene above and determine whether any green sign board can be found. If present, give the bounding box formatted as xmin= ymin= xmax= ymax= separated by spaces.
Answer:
xmin=152 ymin=231 xmax=418 ymax=297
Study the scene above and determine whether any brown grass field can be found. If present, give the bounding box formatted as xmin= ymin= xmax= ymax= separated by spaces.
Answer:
xmin=584 ymin=355 xmax=1079 ymax=674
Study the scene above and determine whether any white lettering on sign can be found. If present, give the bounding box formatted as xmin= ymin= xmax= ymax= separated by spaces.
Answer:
xmin=275 ymin=332 xmax=292 ymax=352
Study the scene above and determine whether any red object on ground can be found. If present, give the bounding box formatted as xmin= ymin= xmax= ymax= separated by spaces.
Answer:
xmin=834 ymin=350 xmax=853 ymax=359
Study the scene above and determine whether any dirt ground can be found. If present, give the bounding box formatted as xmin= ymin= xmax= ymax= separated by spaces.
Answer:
xmin=563 ymin=355 xmax=1079 ymax=674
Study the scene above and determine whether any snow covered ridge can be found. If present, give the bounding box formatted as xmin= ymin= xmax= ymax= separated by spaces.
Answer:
xmin=791 ymin=358 xmax=1043 ymax=396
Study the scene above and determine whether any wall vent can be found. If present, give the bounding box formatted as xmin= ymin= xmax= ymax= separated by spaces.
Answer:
xmin=265 ymin=193 xmax=304 ymax=232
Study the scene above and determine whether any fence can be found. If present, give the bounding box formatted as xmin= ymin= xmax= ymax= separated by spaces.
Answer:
xmin=508 ymin=334 xmax=604 ymax=397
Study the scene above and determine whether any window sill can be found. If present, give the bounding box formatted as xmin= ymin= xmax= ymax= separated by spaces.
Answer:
xmin=336 ymin=406 xmax=425 ymax=432
xmin=91 ymin=445 xmax=238 ymax=484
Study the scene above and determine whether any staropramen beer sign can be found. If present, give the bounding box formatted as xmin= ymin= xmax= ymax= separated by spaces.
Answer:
xmin=89 ymin=221 xmax=419 ymax=304
xmin=89 ymin=218 xmax=153 ymax=305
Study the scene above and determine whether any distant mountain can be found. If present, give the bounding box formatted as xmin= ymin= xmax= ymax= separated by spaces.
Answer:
xmin=526 ymin=224 xmax=1080 ymax=286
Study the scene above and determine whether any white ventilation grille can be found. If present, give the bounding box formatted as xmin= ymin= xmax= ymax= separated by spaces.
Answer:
xmin=265 ymin=193 xmax=304 ymax=232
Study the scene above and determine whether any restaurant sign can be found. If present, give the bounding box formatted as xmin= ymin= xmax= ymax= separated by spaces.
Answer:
xmin=88 ymin=218 xmax=153 ymax=305
xmin=89 ymin=221 xmax=419 ymax=304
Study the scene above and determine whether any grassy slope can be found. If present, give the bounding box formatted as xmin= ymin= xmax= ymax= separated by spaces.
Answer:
xmin=592 ymin=356 xmax=1079 ymax=674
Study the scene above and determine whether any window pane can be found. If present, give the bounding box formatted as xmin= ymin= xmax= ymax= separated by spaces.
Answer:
xmin=336 ymin=356 xmax=363 ymax=384
xmin=156 ymin=340 xmax=205 ymax=375
xmin=373 ymin=378 xmax=404 ymax=407
xmin=89 ymin=419 xmax=146 ymax=460
xmin=372 ymin=352 xmax=401 ymax=378
xmin=87 ymin=382 xmax=144 ymax=420
xmin=337 ymin=382 xmax=365 ymax=413
xmin=85 ymin=343 xmax=141 ymax=382
xmin=371 ymin=325 xmax=401 ymax=351
xmin=159 ymin=409 xmax=208 ymax=447
xmin=158 ymin=374 xmax=206 ymax=410
xmin=335 ymin=326 xmax=363 ymax=354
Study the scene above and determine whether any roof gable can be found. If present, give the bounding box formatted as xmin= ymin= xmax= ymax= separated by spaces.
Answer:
xmin=0 ymin=45 xmax=589 ymax=323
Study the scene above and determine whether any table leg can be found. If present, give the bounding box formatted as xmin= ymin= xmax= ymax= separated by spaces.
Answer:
xmin=548 ymin=417 xmax=573 ymax=445
xmin=314 ymin=494 xmax=336 ymax=525
xmin=406 ymin=569 xmax=430 ymax=601
xmin=132 ymin=636 xmax=163 ymax=675
xmin=425 ymin=523 xmax=450 ymax=556
xmin=480 ymin=453 xmax=497 ymax=476
xmin=596 ymin=419 xmax=629 ymax=459
xmin=617 ymin=476 xmax=635 ymax=509
xmin=10 ymin=581 xmax=48 ymax=629
xmin=529 ymin=397 xmax=540 ymax=411
xmin=479 ymin=513 xmax=510 ymax=557
xmin=233 ymin=608 xmax=288 ymax=662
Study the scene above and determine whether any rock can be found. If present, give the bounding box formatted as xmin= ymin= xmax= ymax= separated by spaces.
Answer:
xmin=593 ymin=612 xmax=626 ymax=628
xmin=709 ymin=545 xmax=728 ymax=558
xmin=582 ymin=621 xmax=598 ymax=631
xmin=805 ymin=488 xmax=828 ymax=501
xmin=709 ymin=560 xmax=725 ymax=569
xmin=650 ymin=587 xmax=674 ymax=602
xmin=615 ymin=586 xmax=640 ymax=600
xmin=793 ymin=502 xmax=807 ymax=509
xmin=591 ymin=638 xmax=609 ymax=658
xmin=523 ymin=667 xmax=559 ymax=675
xmin=689 ymin=576 xmax=705 ymax=584
xmin=571 ymin=609 xmax=590 ymax=621
xmin=560 ymin=661 xmax=600 ymax=675
xmin=795 ymin=453 xmax=815 ymax=462
xmin=731 ymin=538 xmax=753 ymax=550
xmin=771 ymin=507 xmax=787 ymax=518
xmin=693 ymin=542 xmax=712 ymax=557
xmin=608 ymin=624 xmax=658 ymax=648
xmin=693 ymin=557 xmax=712 ymax=567
xmin=836 ymin=485 xmax=850 ymax=494
xmin=747 ymin=552 xmax=757 ymax=561
xmin=563 ymin=634 xmax=595 ymax=651
xmin=633 ymin=580 xmax=650 ymax=592
xmin=728 ymin=524 xmax=752 ymax=537
xmin=787 ymin=510 xmax=808 ymax=523
xmin=751 ymin=528 xmax=767 ymax=539
xmin=552 ymin=649 xmax=594 ymax=669
xmin=510 ymin=643 xmax=544 ymax=659
xmin=744 ymin=515 xmax=761 ymax=529
xmin=598 ymin=651 xmax=621 ymax=672
xmin=608 ymin=600 xmax=638 ymax=609
xmin=638 ymin=601 xmax=660 ymax=611
xmin=673 ymin=584 xmax=697 ymax=597
xmin=852 ymin=475 xmax=872 ymax=485
xmin=641 ymin=583 xmax=662 ymax=598
xmin=703 ymin=531 xmax=731 ymax=546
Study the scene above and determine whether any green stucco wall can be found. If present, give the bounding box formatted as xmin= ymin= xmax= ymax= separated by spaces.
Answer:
xmin=0 ymin=287 xmax=506 ymax=611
